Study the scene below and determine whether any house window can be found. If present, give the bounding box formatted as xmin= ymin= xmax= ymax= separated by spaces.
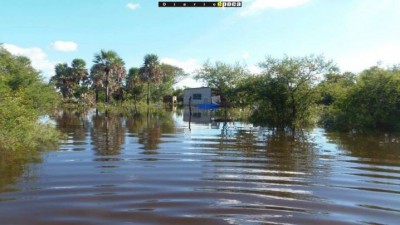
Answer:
xmin=193 ymin=93 xmax=202 ymax=100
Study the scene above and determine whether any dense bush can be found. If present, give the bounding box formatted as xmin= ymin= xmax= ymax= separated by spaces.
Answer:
xmin=323 ymin=66 xmax=400 ymax=131
xmin=0 ymin=47 xmax=61 ymax=151
xmin=236 ymin=55 xmax=336 ymax=129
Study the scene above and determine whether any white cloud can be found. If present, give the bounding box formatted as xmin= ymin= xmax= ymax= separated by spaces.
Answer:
xmin=160 ymin=58 xmax=203 ymax=88
xmin=242 ymin=51 xmax=250 ymax=60
xmin=3 ymin=43 xmax=56 ymax=80
xmin=126 ymin=3 xmax=140 ymax=10
xmin=51 ymin=41 xmax=78 ymax=52
xmin=175 ymin=77 xmax=204 ymax=89
xmin=248 ymin=64 xmax=262 ymax=74
xmin=337 ymin=43 xmax=400 ymax=73
xmin=241 ymin=0 xmax=310 ymax=16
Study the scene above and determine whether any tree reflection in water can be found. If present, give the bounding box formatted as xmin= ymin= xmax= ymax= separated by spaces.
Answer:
xmin=262 ymin=129 xmax=320 ymax=175
xmin=197 ymin=126 xmax=331 ymax=201
xmin=0 ymin=151 xmax=41 ymax=194
xmin=0 ymin=110 xmax=89 ymax=193
xmin=215 ymin=126 xmax=321 ymax=174
xmin=90 ymin=111 xmax=126 ymax=156
xmin=53 ymin=110 xmax=89 ymax=143
xmin=326 ymin=132 xmax=400 ymax=161
xmin=127 ymin=109 xmax=174 ymax=153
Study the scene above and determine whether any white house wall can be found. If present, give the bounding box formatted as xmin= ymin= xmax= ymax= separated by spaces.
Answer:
xmin=183 ymin=87 xmax=212 ymax=105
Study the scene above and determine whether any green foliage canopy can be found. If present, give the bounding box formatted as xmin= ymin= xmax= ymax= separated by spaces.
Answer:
xmin=194 ymin=60 xmax=247 ymax=103
xmin=325 ymin=66 xmax=400 ymax=131
xmin=91 ymin=50 xmax=126 ymax=103
xmin=50 ymin=59 xmax=89 ymax=99
xmin=241 ymin=55 xmax=336 ymax=129
xmin=0 ymin=46 xmax=60 ymax=151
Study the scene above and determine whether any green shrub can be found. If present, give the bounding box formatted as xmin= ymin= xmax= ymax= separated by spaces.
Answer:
xmin=0 ymin=46 xmax=61 ymax=152
xmin=324 ymin=66 xmax=400 ymax=131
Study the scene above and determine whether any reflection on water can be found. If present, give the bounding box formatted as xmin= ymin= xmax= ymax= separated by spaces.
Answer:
xmin=0 ymin=151 xmax=41 ymax=194
xmin=91 ymin=113 xmax=126 ymax=156
xmin=327 ymin=132 xmax=400 ymax=160
xmin=0 ymin=108 xmax=399 ymax=225
xmin=183 ymin=107 xmax=213 ymax=124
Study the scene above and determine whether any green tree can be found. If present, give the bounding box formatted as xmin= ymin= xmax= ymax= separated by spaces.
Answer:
xmin=0 ymin=46 xmax=60 ymax=151
xmin=160 ymin=63 xmax=187 ymax=85
xmin=70 ymin=59 xmax=89 ymax=99
xmin=317 ymin=71 xmax=356 ymax=106
xmin=89 ymin=64 xmax=104 ymax=103
xmin=194 ymin=60 xmax=247 ymax=105
xmin=126 ymin=67 xmax=145 ymax=105
xmin=149 ymin=63 xmax=187 ymax=102
xmin=326 ymin=66 xmax=400 ymax=131
xmin=50 ymin=58 xmax=88 ymax=100
xmin=51 ymin=63 xmax=71 ymax=98
xmin=244 ymin=55 xmax=336 ymax=129
xmin=139 ymin=54 xmax=162 ymax=105
xmin=92 ymin=50 xmax=126 ymax=103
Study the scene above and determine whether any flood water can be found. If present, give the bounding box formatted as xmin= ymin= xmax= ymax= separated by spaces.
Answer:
xmin=1 ymin=108 xmax=400 ymax=225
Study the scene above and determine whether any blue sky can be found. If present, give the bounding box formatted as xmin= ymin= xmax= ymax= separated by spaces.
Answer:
xmin=1 ymin=0 xmax=399 ymax=87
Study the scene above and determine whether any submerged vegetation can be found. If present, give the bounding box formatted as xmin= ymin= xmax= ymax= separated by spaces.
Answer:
xmin=237 ymin=55 xmax=336 ymax=129
xmin=193 ymin=55 xmax=400 ymax=132
xmin=322 ymin=66 xmax=400 ymax=131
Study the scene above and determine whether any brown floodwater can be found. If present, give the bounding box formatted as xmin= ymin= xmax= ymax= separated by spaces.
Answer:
xmin=1 ymin=108 xmax=399 ymax=225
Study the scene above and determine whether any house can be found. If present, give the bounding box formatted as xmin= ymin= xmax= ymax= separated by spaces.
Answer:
xmin=183 ymin=87 xmax=212 ymax=106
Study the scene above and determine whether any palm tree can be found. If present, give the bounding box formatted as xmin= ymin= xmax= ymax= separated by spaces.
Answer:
xmin=139 ymin=54 xmax=162 ymax=105
xmin=71 ymin=59 xmax=88 ymax=86
xmin=50 ymin=59 xmax=88 ymax=100
xmin=126 ymin=67 xmax=143 ymax=106
xmin=89 ymin=64 xmax=105 ymax=103
xmin=70 ymin=59 xmax=88 ymax=99
xmin=51 ymin=63 xmax=71 ymax=98
xmin=92 ymin=50 xmax=126 ymax=104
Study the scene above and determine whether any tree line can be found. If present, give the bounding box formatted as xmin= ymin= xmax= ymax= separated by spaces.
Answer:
xmin=50 ymin=51 xmax=400 ymax=132
xmin=2 ymin=44 xmax=399 ymax=136
xmin=194 ymin=55 xmax=400 ymax=132
xmin=50 ymin=50 xmax=186 ymax=106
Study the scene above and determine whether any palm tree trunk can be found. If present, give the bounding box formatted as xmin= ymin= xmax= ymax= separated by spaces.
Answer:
xmin=105 ymin=70 xmax=110 ymax=104
xmin=147 ymin=80 xmax=150 ymax=106
xmin=95 ymin=87 xmax=99 ymax=103
xmin=134 ymin=96 xmax=137 ymax=112
xmin=291 ymin=92 xmax=296 ymax=130
xmin=106 ymin=84 xmax=109 ymax=104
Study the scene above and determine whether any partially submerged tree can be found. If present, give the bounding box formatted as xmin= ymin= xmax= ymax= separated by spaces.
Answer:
xmin=244 ymin=55 xmax=336 ymax=129
xmin=317 ymin=71 xmax=356 ymax=106
xmin=325 ymin=66 xmax=400 ymax=131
